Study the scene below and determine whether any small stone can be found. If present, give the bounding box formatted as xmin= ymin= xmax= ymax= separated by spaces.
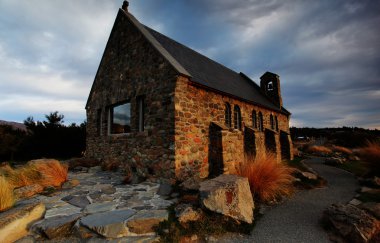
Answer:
xmin=349 ymin=198 xmax=362 ymax=206
xmin=80 ymin=209 xmax=136 ymax=238
xmin=157 ymin=183 xmax=172 ymax=197
xmin=14 ymin=184 xmax=44 ymax=199
xmin=0 ymin=203 xmax=45 ymax=243
xmin=126 ymin=210 xmax=168 ymax=234
xmin=100 ymin=185 xmax=117 ymax=195
xmin=301 ymin=172 xmax=318 ymax=180
xmin=34 ymin=214 xmax=81 ymax=239
xmin=68 ymin=195 xmax=90 ymax=208
xmin=175 ymin=204 xmax=202 ymax=224
xmin=62 ymin=179 xmax=80 ymax=189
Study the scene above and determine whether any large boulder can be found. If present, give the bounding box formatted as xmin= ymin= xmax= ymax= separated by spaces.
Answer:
xmin=199 ymin=174 xmax=254 ymax=223
xmin=0 ymin=202 xmax=45 ymax=243
xmin=323 ymin=204 xmax=380 ymax=243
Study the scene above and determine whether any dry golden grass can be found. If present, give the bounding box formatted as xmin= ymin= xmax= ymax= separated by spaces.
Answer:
xmin=307 ymin=145 xmax=332 ymax=154
xmin=0 ymin=160 xmax=68 ymax=189
xmin=332 ymin=145 xmax=353 ymax=155
xmin=30 ymin=160 xmax=68 ymax=187
xmin=0 ymin=164 xmax=42 ymax=189
xmin=237 ymin=153 xmax=295 ymax=203
xmin=357 ymin=141 xmax=380 ymax=176
xmin=0 ymin=176 xmax=15 ymax=212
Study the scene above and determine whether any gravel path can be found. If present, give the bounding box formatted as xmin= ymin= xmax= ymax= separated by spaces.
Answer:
xmin=216 ymin=157 xmax=359 ymax=243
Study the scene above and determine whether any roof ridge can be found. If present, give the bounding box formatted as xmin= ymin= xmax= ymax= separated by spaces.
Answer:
xmin=143 ymin=25 xmax=244 ymax=82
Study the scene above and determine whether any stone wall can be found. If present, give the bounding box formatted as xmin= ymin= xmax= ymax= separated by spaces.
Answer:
xmin=86 ymin=10 xmax=178 ymax=179
xmin=174 ymin=76 xmax=292 ymax=180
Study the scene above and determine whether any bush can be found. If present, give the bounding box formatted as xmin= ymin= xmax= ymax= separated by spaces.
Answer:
xmin=0 ymin=176 xmax=15 ymax=212
xmin=357 ymin=141 xmax=380 ymax=176
xmin=307 ymin=145 xmax=332 ymax=155
xmin=237 ymin=153 xmax=295 ymax=203
xmin=332 ymin=145 xmax=352 ymax=155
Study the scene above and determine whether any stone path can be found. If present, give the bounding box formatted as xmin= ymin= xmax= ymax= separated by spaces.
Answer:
xmin=215 ymin=157 xmax=359 ymax=243
xmin=17 ymin=166 xmax=176 ymax=241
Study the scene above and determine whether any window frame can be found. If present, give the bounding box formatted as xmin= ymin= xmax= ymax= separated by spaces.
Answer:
xmin=233 ymin=105 xmax=242 ymax=130
xmin=252 ymin=110 xmax=257 ymax=129
xmin=225 ymin=103 xmax=232 ymax=127
xmin=270 ymin=114 xmax=274 ymax=130
xmin=108 ymin=101 xmax=131 ymax=135
xmin=137 ymin=96 xmax=145 ymax=132
xmin=275 ymin=115 xmax=279 ymax=131
xmin=258 ymin=112 xmax=263 ymax=131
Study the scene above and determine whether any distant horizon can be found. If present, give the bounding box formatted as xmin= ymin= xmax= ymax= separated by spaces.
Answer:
xmin=1 ymin=118 xmax=379 ymax=131
xmin=0 ymin=0 xmax=379 ymax=129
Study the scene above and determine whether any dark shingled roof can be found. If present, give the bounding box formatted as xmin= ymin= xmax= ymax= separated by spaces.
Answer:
xmin=143 ymin=26 xmax=285 ymax=113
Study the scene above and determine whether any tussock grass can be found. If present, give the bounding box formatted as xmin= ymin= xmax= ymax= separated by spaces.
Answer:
xmin=357 ymin=141 xmax=380 ymax=176
xmin=332 ymin=145 xmax=353 ymax=155
xmin=30 ymin=159 xmax=68 ymax=187
xmin=307 ymin=145 xmax=332 ymax=154
xmin=0 ymin=159 xmax=68 ymax=189
xmin=0 ymin=164 xmax=41 ymax=188
xmin=0 ymin=176 xmax=15 ymax=212
xmin=237 ymin=153 xmax=295 ymax=203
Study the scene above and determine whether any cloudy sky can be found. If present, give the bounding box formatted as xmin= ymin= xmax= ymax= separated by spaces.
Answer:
xmin=0 ymin=0 xmax=379 ymax=128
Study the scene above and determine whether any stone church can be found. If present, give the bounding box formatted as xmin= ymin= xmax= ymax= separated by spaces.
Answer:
xmin=86 ymin=1 xmax=293 ymax=180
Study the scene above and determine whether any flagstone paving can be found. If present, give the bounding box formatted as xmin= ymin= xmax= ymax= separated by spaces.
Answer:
xmin=16 ymin=168 xmax=176 ymax=241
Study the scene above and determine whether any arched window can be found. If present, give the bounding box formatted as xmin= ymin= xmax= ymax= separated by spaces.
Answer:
xmin=270 ymin=114 xmax=274 ymax=130
xmin=233 ymin=105 xmax=242 ymax=130
xmin=275 ymin=116 xmax=279 ymax=131
xmin=258 ymin=112 xmax=263 ymax=131
xmin=225 ymin=103 xmax=231 ymax=127
xmin=252 ymin=110 xmax=257 ymax=129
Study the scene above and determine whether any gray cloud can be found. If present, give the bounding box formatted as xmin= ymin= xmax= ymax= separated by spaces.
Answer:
xmin=0 ymin=0 xmax=379 ymax=128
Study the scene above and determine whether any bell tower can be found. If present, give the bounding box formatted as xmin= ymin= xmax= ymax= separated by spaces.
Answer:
xmin=260 ymin=71 xmax=283 ymax=108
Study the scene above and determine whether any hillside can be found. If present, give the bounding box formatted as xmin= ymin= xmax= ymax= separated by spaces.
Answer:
xmin=0 ymin=120 xmax=27 ymax=131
